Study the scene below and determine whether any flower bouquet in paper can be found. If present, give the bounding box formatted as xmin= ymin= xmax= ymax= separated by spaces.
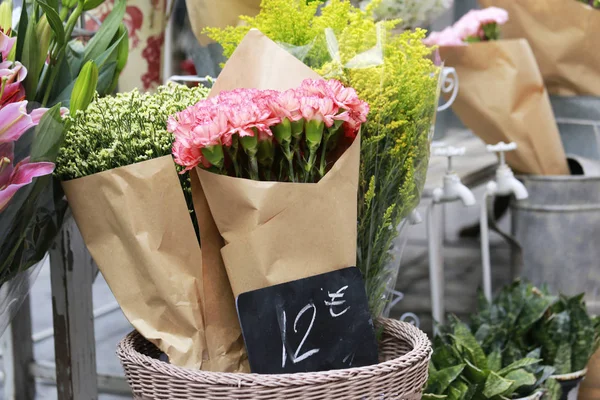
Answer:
xmin=480 ymin=0 xmax=600 ymax=96
xmin=425 ymin=8 xmax=569 ymax=175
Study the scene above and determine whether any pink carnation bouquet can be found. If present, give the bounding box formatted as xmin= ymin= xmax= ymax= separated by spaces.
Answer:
xmin=424 ymin=7 xmax=509 ymax=46
xmin=169 ymin=79 xmax=369 ymax=183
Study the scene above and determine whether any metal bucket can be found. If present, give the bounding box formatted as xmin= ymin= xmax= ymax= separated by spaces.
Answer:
xmin=511 ymin=156 xmax=600 ymax=314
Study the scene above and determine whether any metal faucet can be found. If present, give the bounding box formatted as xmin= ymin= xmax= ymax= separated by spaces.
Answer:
xmin=480 ymin=142 xmax=529 ymax=301
xmin=427 ymin=145 xmax=476 ymax=326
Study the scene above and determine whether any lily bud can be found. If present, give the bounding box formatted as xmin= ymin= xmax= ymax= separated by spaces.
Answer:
xmin=70 ymin=61 xmax=98 ymax=114
xmin=36 ymin=15 xmax=51 ymax=71
xmin=113 ymin=23 xmax=129 ymax=73
xmin=0 ymin=0 xmax=12 ymax=34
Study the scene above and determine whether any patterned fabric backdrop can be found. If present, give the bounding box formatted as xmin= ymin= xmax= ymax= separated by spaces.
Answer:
xmin=87 ymin=0 xmax=167 ymax=92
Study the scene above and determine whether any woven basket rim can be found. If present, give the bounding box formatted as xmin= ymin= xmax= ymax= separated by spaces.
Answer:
xmin=117 ymin=318 xmax=432 ymax=386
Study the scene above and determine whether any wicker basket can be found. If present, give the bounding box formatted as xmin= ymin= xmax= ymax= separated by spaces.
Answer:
xmin=117 ymin=318 xmax=432 ymax=400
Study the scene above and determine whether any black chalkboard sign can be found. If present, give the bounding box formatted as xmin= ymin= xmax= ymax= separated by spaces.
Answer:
xmin=236 ymin=267 xmax=379 ymax=374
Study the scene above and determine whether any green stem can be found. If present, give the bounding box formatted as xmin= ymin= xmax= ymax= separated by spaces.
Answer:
xmin=226 ymin=145 xmax=240 ymax=178
xmin=248 ymin=155 xmax=259 ymax=181
xmin=318 ymin=139 xmax=328 ymax=178
xmin=304 ymin=146 xmax=318 ymax=183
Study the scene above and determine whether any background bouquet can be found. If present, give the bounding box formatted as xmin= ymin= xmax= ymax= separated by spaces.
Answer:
xmin=480 ymin=0 xmax=600 ymax=96
xmin=205 ymin=0 xmax=441 ymax=317
xmin=426 ymin=7 xmax=569 ymax=176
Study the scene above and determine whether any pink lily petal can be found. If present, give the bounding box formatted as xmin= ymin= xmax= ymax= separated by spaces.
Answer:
xmin=30 ymin=107 xmax=49 ymax=123
xmin=0 ymin=31 xmax=16 ymax=60
xmin=0 ymin=157 xmax=54 ymax=212
xmin=0 ymin=101 xmax=36 ymax=143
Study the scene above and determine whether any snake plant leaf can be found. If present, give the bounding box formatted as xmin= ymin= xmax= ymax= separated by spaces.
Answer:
xmin=432 ymin=340 xmax=460 ymax=370
xmin=517 ymin=290 xmax=557 ymax=335
xmin=498 ymin=358 xmax=541 ymax=376
xmin=569 ymin=296 xmax=595 ymax=371
xmin=552 ymin=341 xmax=572 ymax=375
xmin=447 ymin=379 xmax=470 ymax=400
xmin=452 ymin=321 xmax=488 ymax=369
xmin=427 ymin=364 xmax=466 ymax=395
xmin=503 ymin=341 xmax=525 ymax=367
xmin=504 ymin=369 xmax=537 ymax=393
xmin=483 ymin=371 xmax=514 ymax=398
xmin=487 ymin=349 xmax=502 ymax=372
xmin=545 ymin=378 xmax=562 ymax=400
xmin=423 ymin=395 xmax=447 ymax=400
xmin=464 ymin=359 xmax=488 ymax=384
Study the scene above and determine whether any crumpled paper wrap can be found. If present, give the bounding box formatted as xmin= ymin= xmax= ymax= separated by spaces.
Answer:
xmin=62 ymin=156 xmax=208 ymax=369
xmin=439 ymin=39 xmax=569 ymax=175
xmin=194 ymin=28 xmax=360 ymax=297
xmin=480 ymin=0 xmax=600 ymax=96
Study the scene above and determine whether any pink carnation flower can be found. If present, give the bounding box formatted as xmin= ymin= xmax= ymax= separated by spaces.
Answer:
xmin=424 ymin=7 xmax=508 ymax=46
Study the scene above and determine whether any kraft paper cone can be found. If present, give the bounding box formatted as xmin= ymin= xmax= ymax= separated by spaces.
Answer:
xmin=63 ymin=156 xmax=207 ymax=369
xmin=580 ymin=350 xmax=600 ymax=400
xmin=185 ymin=0 xmax=260 ymax=46
xmin=439 ymin=39 xmax=569 ymax=176
xmin=480 ymin=0 xmax=600 ymax=96
xmin=190 ymin=170 xmax=248 ymax=372
xmin=197 ymin=136 xmax=360 ymax=297
xmin=197 ymin=29 xmax=358 ymax=298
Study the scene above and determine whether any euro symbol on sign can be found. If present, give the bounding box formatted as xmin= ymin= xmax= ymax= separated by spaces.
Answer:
xmin=324 ymin=286 xmax=350 ymax=318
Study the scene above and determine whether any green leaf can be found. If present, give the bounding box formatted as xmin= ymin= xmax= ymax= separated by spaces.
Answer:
xmin=423 ymin=395 xmax=447 ymax=400
xmin=83 ymin=0 xmax=106 ymax=11
xmin=517 ymin=290 xmax=557 ymax=336
xmin=92 ymin=29 xmax=125 ymax=69
xmin=487 ymin=349 xmax=502 ymax=372
xmin=81 ymin=0 xmax=125 ymax=67
xmin=544 ymin=378 xmax=562 ymax=400
xmin=427 ymin=364 xmax=466 ymax=395
xmin=504 ymin=369 xmax=537 ymax=393
xmin=447 ymin=380 xmax=470 ymax=400
xmin=30 ymin=105 xmax=65 ymax=162
xmin=15 ymin=4 xmax=28 ymax=62
xmin=464 ymin=359 xmax=488 ymax=384
xmin=498 ymin=358 xmax=541 ymax=376
xmin=452 ymin=321 xmax=488 ymax=369
xmin=553 ymin=342 xmax=572 ymax=375
xmin=432 ymin=339 xmax=459 ymax=370
xmin=22 ymin=17 xmax=40 ymax=100
xmin=37 ymin=1 xmax=65 ymax=47
xmin=482 ymin=371 xmax=513 ymax=399
xmin=95 ymin=60 xmax=117 ymax=96
xmin=569 ymin=295 xmax=595 ymax=371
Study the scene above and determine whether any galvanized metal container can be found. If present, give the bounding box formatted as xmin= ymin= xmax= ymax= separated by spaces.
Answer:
xmin=511 ymin=157 xmax=600 ymax=314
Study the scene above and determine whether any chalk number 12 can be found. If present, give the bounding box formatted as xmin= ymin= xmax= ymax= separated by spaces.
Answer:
xmin=281 ymin=303 xmax=320 ymax=368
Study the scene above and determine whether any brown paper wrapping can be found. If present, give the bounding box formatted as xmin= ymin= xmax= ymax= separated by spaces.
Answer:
xmin=580 ymin=350 xmax=600 ymax=400
xmin=201 ymin=30 xmax=358 ymax=297
xmin=185 ymin=0 xmax=260 ymax=46
xmin=439 ymin=39 xmax=569 ymax=175
xmin=63 ymin=156 xmax=207 ymax=369
xmin=480 ymin=0 xmax=600 ymax=96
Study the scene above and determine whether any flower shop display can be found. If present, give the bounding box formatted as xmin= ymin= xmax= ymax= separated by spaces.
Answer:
xmin=425 ymin=8 xmax=569 ymax=175
xmin=56 ymin=83 xmax=221 ymax=370
xmin=480 ymin=0 xmax=600 ymax=96
xmin=205 ymin=0 xmax=442 ymax=318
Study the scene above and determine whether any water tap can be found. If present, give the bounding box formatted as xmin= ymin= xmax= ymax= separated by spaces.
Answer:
xmin=485 ymin=142 xmax=528 ymax=200
xmin=431 ymin=146 xmax=476 ymax=207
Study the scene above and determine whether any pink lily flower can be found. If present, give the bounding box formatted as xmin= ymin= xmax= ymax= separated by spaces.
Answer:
xmin=0 ymin=30 xmax=15 ymax=61
xmin=0 ymin=101 xmax=48 ymax=143
xmin=0 ymin=61 xmax=27 ymax=106
xmin=0 ymin=142 xmax=55 ymax=212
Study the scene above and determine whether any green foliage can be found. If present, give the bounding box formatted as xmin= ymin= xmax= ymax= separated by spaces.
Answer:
xmin=532 ymin=293 xmax=600 ymax=374
xmin=56 ymin=83 xmax=210 ymax=230
xmin=426 ymin=315 xmax=551 ymax=400
xmin=206 ymin=0 xmax=440 ymax=316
